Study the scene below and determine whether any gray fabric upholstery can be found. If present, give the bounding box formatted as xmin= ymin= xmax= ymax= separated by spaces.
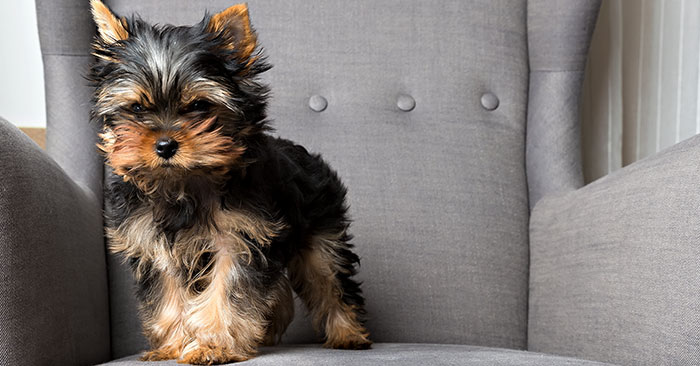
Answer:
xmin=529 ymin=134 xmax=700 ymax=365
xmin=25 ymin=0 xmax=607 ymax=364
xmin=36 ymin=0 xmax=104 ymax=201
xmin=106 ymin=244 xmax=148 ymax=358
xmin=0 ymin=118 xmax=110 ymax=365
xmin=101 ymin=0 xmax=532 ymax=356
xmin=528 ymin=0 xmax=602 ymax=72
xmin=101 ymin=343 xmax=614 ymax=366
xmin=526 ymin=71 xmax=585 ymax=209
xmin=526 ymin=0 xmax=601 ymax=209
xmin=35 ymin=0 xmax=93 ymax=55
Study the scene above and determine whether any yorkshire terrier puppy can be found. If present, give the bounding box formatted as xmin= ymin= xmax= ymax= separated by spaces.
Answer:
xmin=88 ymin=1 xmax=371 ymax=364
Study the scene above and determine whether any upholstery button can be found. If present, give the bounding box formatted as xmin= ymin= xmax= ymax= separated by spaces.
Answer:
xmin=308 ymin=95 xmax=328 ymax=112
xmin=396 ymin=94 xmax=416 ymax=111
xmin=480 ymin=93 xmax=499 ymax=111
xmin=397 ymin=94 xmax=416 ymax=112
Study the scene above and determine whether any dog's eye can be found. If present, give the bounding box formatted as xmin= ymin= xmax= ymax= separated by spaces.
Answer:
xmin=189 ymin=100 xmax=211 ymax=112
xmin=131 ymin=103 xmax=144 ymax=113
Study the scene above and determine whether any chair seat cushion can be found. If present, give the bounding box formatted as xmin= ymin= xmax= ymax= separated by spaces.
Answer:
xmin=101 ymin=343 xmax=614 ymax=365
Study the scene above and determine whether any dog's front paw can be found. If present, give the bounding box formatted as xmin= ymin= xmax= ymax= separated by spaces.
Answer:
xmin=140 ymin=347 xmax=179 ymax=361
xmin=178 ymin=346 xmax=252 ymax=365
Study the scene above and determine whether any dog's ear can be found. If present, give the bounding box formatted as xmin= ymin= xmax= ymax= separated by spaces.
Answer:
xmin=91 ymin=0 xmax=129 ymax=44
xmin=207 ymin=3 xmax=257 ymax=61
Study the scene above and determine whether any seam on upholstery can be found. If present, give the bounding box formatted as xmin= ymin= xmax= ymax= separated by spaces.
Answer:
xmin=524 ymin=0 xmax=531 ymax=350
xmin=524 ymin=0 xmax=531 ymax=351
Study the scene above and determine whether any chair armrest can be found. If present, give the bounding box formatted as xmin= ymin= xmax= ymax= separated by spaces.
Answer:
xmin=528 ymin=134 xmax=700 ymax=365
xmin=0 ymin=118 xmax=110 ymax=365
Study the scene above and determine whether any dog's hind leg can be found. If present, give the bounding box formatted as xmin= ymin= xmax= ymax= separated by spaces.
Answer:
xmin=261 ymin=275 xmax=295 ymax=346
xmin=288 ymin=231 xmax=372 ymax=349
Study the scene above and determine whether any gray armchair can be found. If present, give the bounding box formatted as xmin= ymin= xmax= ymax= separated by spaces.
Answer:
xmin=1 ymin=0 xmax=697 ymax=365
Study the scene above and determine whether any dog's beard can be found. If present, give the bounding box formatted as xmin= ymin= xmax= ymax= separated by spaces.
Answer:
xmin=99 ymin=116 xmax=246 ymax=200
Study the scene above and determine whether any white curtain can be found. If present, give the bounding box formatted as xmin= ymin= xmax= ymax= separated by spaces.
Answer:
xmin=582 ymin=0 xmax=700 ymax=183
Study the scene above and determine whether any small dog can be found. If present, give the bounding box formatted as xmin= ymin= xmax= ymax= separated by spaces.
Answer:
xmin=88 ymin=1 xmax=371 ymax=364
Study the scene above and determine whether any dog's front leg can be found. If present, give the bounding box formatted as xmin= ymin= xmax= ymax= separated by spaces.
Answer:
xmin=179 ymin=243 xmax=266 ymax=365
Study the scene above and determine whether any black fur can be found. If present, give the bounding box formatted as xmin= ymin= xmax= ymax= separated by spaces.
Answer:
xmin=91 ymin=3 xmax=369 ymax=352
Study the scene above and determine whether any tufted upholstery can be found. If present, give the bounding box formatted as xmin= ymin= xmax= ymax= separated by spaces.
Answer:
xmin=98 ymin=0 xmax=535 ymax=355
xmin=17 ymin=0 xmax=600 ymax=365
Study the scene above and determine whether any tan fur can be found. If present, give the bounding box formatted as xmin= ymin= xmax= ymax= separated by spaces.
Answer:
xmin=108 ymin=207 xmax=285 ymax=277
xmin=90 ymin=0 xmax=129 ymax=44
xmin=94 ymin=81 xmax=155 ymax=113
xmin=289 ymin=232 xmax=371 ymax=349
xmin=98 ymin=117 xmax=246 ymax=199
xmin=180 ymin=238 xmax=263 ymax=363
xmin=207 ymin=4 xmax=259 ymax=70
xmin=141 ymin=273 xmax=187 ymax=361
xmin=180 ymin=80 xmax=238 ymax=112
xmin=324 ymin=304 xmax=371 ymax=349
xmin=261 ymin=276 xmax=295 ymax=346
xmin=141 ymin=347 xmax=180 ymax=362
xmin=108 ymin=206 xmax=287 ymax=364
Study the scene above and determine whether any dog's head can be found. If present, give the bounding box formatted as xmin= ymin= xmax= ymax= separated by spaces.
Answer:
xmin=89 ymin=0 xmax=270 ymax=198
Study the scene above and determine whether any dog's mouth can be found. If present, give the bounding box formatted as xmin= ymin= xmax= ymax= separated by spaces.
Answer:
xmin=158 ymin=161 xmax=175 ymax=168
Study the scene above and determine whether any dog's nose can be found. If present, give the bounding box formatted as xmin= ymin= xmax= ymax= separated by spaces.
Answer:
xmin=155 ymin=137 xmax=178 ymax=159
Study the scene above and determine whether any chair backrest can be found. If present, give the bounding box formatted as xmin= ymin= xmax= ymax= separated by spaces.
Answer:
xmin=36 ymin=0 xmax=599 ymax=358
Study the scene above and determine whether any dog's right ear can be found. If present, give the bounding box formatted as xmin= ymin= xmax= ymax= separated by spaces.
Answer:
xmin=91 ymin=0 xmax=129 ymax=44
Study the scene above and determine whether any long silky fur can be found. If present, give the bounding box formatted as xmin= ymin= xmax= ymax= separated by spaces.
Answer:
xmin=90 ymin=2 xmax=371 ymax=364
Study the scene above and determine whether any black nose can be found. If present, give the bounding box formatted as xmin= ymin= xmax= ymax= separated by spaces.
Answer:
xmin=155 ymin=137 xmax=178 ymax=159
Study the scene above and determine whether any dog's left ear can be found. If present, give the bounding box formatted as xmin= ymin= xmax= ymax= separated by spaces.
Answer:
xmin=207 ymin=3 xmax=257 ymax=61
xmin=91 ymin=0 xmax=129 ymax=44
